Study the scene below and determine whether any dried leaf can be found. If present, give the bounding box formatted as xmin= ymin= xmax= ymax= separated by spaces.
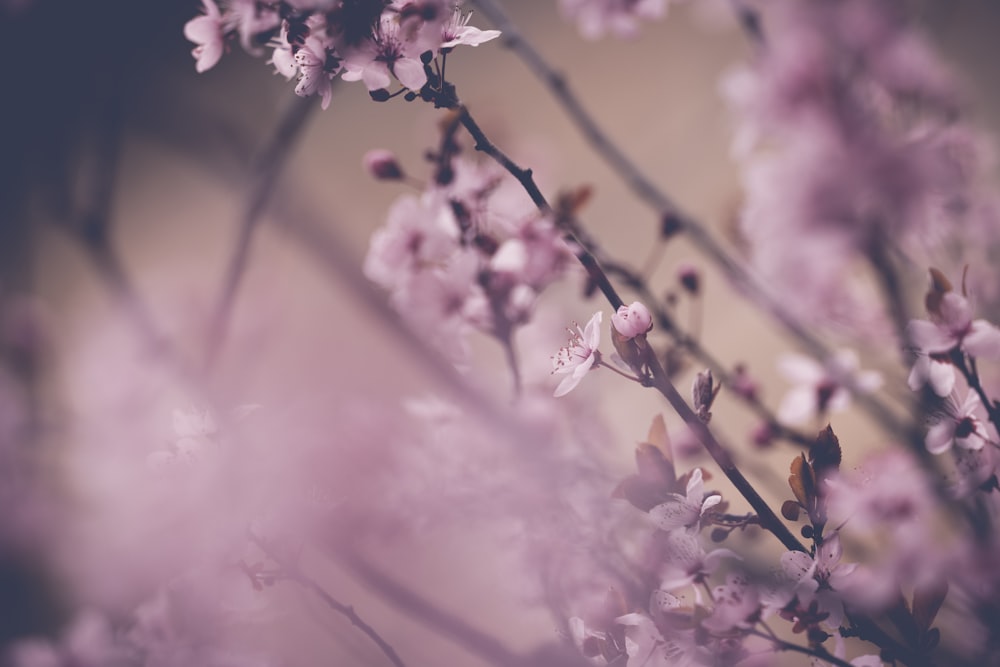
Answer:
xmin=635 ymin=442 xmax=676 ymax=487
xmin=647 ymin=414 xmax=670 ymax=454
xmin=788 ymin=454 xmax=814 ymax=509
xmin=926 ymin=267 xmax=952 ymax=317
xmin=781 ymin=499 xmax=802 ymax=522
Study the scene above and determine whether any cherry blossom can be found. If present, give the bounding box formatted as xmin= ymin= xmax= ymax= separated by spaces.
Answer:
xmin=658 ymin=530 xmax=739 ymax=596
xmin=648 ymin=467 xmax=720 ymax=533
xmin=552 ymin=312 xmax=603 ymax=397
xmin=341 ymin=18 xmax=427 ymax=91
xmin=559 ymin=0 xmax=668 ymax=40
xmin=777 ymin=349 xmax=882 ymax=425
xmin=907 ymin=350 xmax=955 ymax=397
xmin=294 ymin=35 xmax=340 ymax=110
xmin=183 ymin=0 xmax=226 ymax=73
xmin=440 ymin=9 xmax=502 ymax=48
xmin=777 ymin=534 xmax=856 ymax=629
xmin=611 ymin=300 xmax=653 ymax=340
xmin=925 ymin=390 xmax=991 ymax=455
xmin=907 ymin=291 xmax=1000 ymax=361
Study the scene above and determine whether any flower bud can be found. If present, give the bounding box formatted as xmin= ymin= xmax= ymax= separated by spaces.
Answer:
xmin=611 ymin=301 xmax=653 ymax=340
xmin=691 ymin=369 xmax=717 ymax=423
xmin=363 ymin=149 xmax=405 ymax=180
xmin=678 ymin=264 xmax=700 ymax=295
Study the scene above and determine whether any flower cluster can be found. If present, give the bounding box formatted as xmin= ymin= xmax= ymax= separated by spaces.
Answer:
xmin=725 ymin=0 xmax=1000 ymax=335
xmin=365 ymin=147 xmax=574 ymax=363
xmin=185 ymin=0 xmax=500 ymax=108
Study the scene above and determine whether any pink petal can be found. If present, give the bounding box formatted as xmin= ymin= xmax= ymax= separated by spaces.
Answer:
xmin=650 ymin=498 xmax=700 ymax=532
xmin=777 ymin=387 xmax=815 ymax=425
xmin=939 ymin=292 xmax=973 ymax=332
xmin=906 ymin=320 xmax=956 ymax=353
xmin=928 ymin=360 xmax=956 ymax=397
xmin=963 ymin=320 xmax=1000 ymax=359
xmin=925 ymin=421 xmax=954 ymax=454
xmin=393 ymin=58 xmax=428 ymax=91
xmin=781 ymin=551 xmax=815 ymax=582
xmin=778 ymin=354 xmax=824 ymax=384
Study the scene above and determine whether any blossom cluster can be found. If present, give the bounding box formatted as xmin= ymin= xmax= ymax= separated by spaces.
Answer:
xmin=185 ymin=0 xmax=500 ymax=108
xmin=363 ymin=144 xmax=574 ymax=364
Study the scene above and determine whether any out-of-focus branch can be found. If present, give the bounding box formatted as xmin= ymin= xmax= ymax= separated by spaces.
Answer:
xmin=205 ymin=94 xmax=316 ymax=370
xmin=337 ymin=549 xmax=523 ymax=667
xmin=250 ymin=534 xmax=409 ymax=667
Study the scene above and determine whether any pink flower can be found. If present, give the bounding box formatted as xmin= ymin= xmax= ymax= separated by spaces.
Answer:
xmin=440 ymin=10 xmax=502 ymax=49
xmin=559 ymin=0 xmax=667 ymax=40
xmin=907 ymin=291 xmax=1000 ymax=360
xmin=658 ymin=530 xmax=739 ymax=596
xmin=294 ymin=35 xmax=340 ymax=110
xmin=925 ymin=391 xmax=991 ymax=455
xmin=611 ymin=301 xmax=653 ymax=340
xmin=342 ymin=19 xmax=427 ymax=91
xmin=184 ymin=0 xmax=225 ymax=73
xmin=777 ymin=350 xmax=882 ymax=425
xmin=907 ymin=351 xmax=955 ymax=397
xmin=649 ymin=468 xmax=721 ymax=533
xmin=552 ymin=312 xmax=602 ymax=397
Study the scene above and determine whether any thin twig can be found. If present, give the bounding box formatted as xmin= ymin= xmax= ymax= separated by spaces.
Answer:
xmin=337 ymin=549 xmax=521 ymax=667
xmin=745 ymin=629 xmax=855 ymax=667
xmin=250 ymin=534 xmax=409 ymax=667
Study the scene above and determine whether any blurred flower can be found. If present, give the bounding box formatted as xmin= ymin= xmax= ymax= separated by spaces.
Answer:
xmin=926 ymin=390 xmax=991 ymax=455
xmin=184 ymin=0 xmax=225 ymax=73
xmin=777 ymin=350 xmax=882 ymax=425
xmin=559 ymin=0 xmax=668 ymax=40
xmin=907 ymin=291 xmax=1000 ymax=360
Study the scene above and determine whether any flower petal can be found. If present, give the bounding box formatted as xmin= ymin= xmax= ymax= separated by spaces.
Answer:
xmin=963 ymin=320 xmax=1000 ymax=359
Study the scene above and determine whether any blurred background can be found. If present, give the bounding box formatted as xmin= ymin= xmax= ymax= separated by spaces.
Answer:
xmin=2 ymin=0 xmax=1000 ymax=665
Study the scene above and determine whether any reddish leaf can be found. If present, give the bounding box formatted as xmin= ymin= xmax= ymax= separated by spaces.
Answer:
xmin=788 ymin=454 xmax=814 ymax=509
xmin=781 ymin=499 xmax=802 ymax=522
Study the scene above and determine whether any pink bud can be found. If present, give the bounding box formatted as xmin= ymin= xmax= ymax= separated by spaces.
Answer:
xmin=363 ymin=149 xmax=405 ymax=180
xmin=611 ymin=301 xmax=653 ymax=340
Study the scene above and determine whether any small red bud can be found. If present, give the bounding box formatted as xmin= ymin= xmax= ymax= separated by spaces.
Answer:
xmin=363 ymin=149 xmax=405 ymax=180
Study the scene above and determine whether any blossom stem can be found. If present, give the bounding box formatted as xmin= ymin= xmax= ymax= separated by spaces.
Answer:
xmin=595 ymin=359 xmax=643 ymax=384
xmin=640 ymin=342 xmax=807 ymax=553
xmin=746 ymin=629 xmax=854 ymax=667
xmin=455 ymin=104 xmax=625 ymax=312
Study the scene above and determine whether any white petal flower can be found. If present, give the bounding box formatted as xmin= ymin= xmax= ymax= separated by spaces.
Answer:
xmin=552 ymin=312 xmax=602 ymax=397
